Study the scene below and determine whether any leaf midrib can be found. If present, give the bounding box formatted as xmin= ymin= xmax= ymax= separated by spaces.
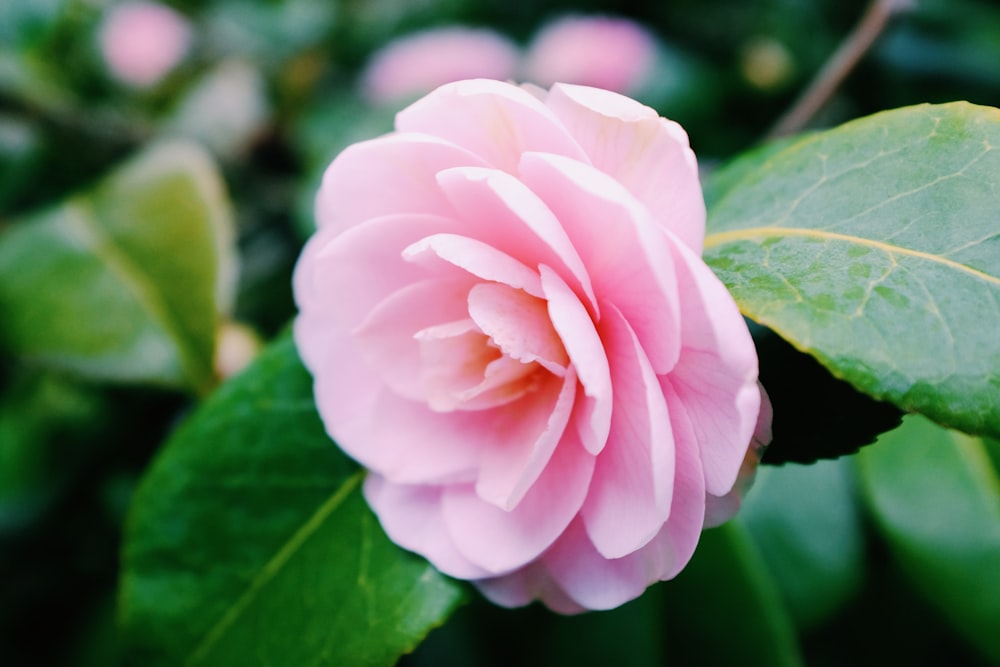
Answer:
xmin=185 ymin=471 xmax=365 ymax=666
xmin=704 ymin=226 xmax=1000 ymax=287
xmin=64 ymin=199 xmax=211 ymax=390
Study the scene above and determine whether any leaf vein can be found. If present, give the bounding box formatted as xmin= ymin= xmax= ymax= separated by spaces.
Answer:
xmin=185 ymin=471 xmax=365 ymax=665
xmin=704 ymin=227 xmax=1000 ymax=287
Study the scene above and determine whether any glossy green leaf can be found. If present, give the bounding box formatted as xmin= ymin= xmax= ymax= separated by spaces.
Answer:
xmin=0 ymin=141 xmax=236 ymax=393
xmin=704 ymin=102 xmax=1000 ymax=438
xmin=737 ymin=458 xmax=864 ymax=630
xmin=858 ymin=415 xmax=1000 ymax=664
xmin=119 ymin=335 xmax=466 ymax=667
xmin=662 ymin=522 xmax=803 ymax=667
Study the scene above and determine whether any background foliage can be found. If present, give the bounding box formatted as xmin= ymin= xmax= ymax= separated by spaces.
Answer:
xmin=2 ymin=0 xmax=1000 ymax=665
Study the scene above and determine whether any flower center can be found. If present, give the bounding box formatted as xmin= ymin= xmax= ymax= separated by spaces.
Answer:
xmin=415 ymin=319 xmax=544 ymax=411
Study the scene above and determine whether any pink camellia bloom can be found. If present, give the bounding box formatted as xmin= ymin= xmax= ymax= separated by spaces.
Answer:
xmin=523 ymin=15 xmax=657 ymax=94
xmin=360 ymin=27 xmax=519 ymax=105
xmin=294 ymin=79 xmax=768 ymax=613
xmin=99 ymin=1 xmax=191 ymax=88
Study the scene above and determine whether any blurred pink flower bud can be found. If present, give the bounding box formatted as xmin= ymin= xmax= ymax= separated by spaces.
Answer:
xmin=360 ymin=27 xmax=519 ymax=104
xmin=523 ymin=15 xmax=657 ymax=94
xmin=99 ymin=1 xmax=192 ymax=88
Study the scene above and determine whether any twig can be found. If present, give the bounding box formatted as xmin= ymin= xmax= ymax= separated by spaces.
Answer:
xmin=766 ymin=0 xmax=915 ymax=140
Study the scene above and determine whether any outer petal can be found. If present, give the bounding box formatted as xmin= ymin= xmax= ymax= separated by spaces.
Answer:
xmin=442 ymin=425 xmax=594 ymax=574
xmin=539 ymin=517 xmax=661 ymax=611
xmin=312 ymin=213 xmax=463 ymax=334
xmin=475 ymin=560 xmax=587 ymax=615
xmin=544 ymin=83 xmax=706 ymax=253
xmin=395 ymin=78 xmax=589 ymax=173
xmin=704 ymin=382 xmax=773 ymax=527
xmin=315 ymin=132 xmax=485 ymax=231
xmin=580 ymin=304 xmax=674 ymax=559
xmin=292 ymin=223 xmax=343 ymax=373
xmin=364 ymin=475 xmax=491 ymax=580
xmin=520 ymin=151 xmax=682 ymax=374
xmin=539 ymin=265 xmax=612 ymax=455
xmin=667 ymin=237 xmax=761 ymax=496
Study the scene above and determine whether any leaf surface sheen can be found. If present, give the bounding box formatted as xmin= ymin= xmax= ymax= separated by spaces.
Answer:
xmin=120 ymin=336 xmax=466 ymax=667
xmin=705 ymin=102 xmax=1000 ymax=437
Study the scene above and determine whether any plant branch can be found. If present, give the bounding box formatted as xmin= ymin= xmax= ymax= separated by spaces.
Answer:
xmin=766 ymin=0 xmax=915 ymax=140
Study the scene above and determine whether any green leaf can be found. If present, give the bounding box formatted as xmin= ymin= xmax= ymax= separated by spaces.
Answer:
xmin=737 ymin=458 xmax=864 ymax=630
xmin=752 ymin=324 xmax=902 ymax=464
xmin=858 ymin=415 xmax=1000 ymax=664
xmin=662 ymin=522 xmax=803 ymax=667
xmin=704 ymin=102 xmax=1000 ymax=438
xmin=0 ymin=141 xmax=236 ymax=393
xmin=119 ymin=335 xmax=466 ymax=667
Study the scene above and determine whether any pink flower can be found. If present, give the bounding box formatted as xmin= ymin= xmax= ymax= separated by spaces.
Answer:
xmin=99 ymin=1 xmax=191 ymax=88
xmin=360 ymin=27 xmax=519 ymax=104
xmin=523 ymin=15 xmax=657 ymax=94
xmin=294 ymin=79 xmax=767 ymax=613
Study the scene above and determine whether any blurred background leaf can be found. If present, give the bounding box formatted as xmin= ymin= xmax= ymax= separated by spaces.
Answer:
xmin=0 ymin=140 xmax=235 ymax=393
xmin=859 ymin=415 xmax=1000 ymax=665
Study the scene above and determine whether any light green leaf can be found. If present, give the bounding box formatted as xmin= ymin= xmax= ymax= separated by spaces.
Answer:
xmin=858 ymin=415 xmax=1000 ymax=664
xmin=662 ymin=522 xmax=803 ymax=667
xmin=737 ymin=458 xmax=864 ymax=630
xmin=119 ymin=335 xmax=466 ymax=667
xmin=0 ymin=141 xmax=236 ymax=392
xmin=704 ymin=102 xmax=1000 ymax=437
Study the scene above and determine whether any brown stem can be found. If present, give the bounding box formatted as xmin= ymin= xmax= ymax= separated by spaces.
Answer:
xmin=766 ymin=0 xmax=915 ymax=140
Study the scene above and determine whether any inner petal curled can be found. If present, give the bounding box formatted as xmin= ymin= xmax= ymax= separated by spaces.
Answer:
xmin=416 ymin=318 xmax=543 ymax=412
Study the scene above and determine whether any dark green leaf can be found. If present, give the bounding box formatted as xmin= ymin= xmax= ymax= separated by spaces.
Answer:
xmin=858 ymin=415 xmax=1000 ymax=664
xmin=662 ymin=522 xmax=803 ymax=667
xmin=704 ymin=102 xmax=1000 ymax=438
xmin=0 ymin=141 xmax=236 ymax=393
xmin=119 ymin=335 xmax=466 ymax=667
xmin=752 ymin=324 xmax=902 ymax=464
xmin=737 ymin=458 xmax=864 ymax=630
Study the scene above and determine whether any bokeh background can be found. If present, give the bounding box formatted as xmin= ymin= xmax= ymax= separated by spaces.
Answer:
xmin=2 ymin=0 xmax=1000 ymax=665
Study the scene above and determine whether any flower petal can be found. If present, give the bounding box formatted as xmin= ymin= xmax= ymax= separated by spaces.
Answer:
xmin=543 ymin=384 xmax=706 ymax=609
xmin=364 ymin=475 xmax=491 ymax=579
xmin=442 ymin=425 xmax=594 ymax=574
xmin=544 ymin=83 xmax=705 ymax=253
xmin=475 ymin=368 xmax=577 ymax=509
xmin=541 ymin=517 xmax=661 ymax=611
xmin=667 ymin=238 xmax=761 ymax=496
xmin=403 ymin=233 xmax=544 ymax=298
xmin=395 ymin=78 xmax=589 ymax=173
xmin=312 ymin=213 xmax=462 ymax=333
xmin=520 ymin=151 xmax=682 ymax=374
xmin=468 ymin=282 xmax=568 ymax=373
xmin=475 ymin=561 xmax=586 ymax=614
xmin=580 ymin=304 xmax=674 ymax=558
xmin=316 ymin=132 xmax=485 ymax=232
xmin=355 ymin=278 xmax=474 ymax=402
xmin=704 ymin=382 xmax=773 ymax=527
xmin=436 ymin=166 xmax=597 ymax=313
xmin=539 ymin=265 xmax=612 ymax=455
